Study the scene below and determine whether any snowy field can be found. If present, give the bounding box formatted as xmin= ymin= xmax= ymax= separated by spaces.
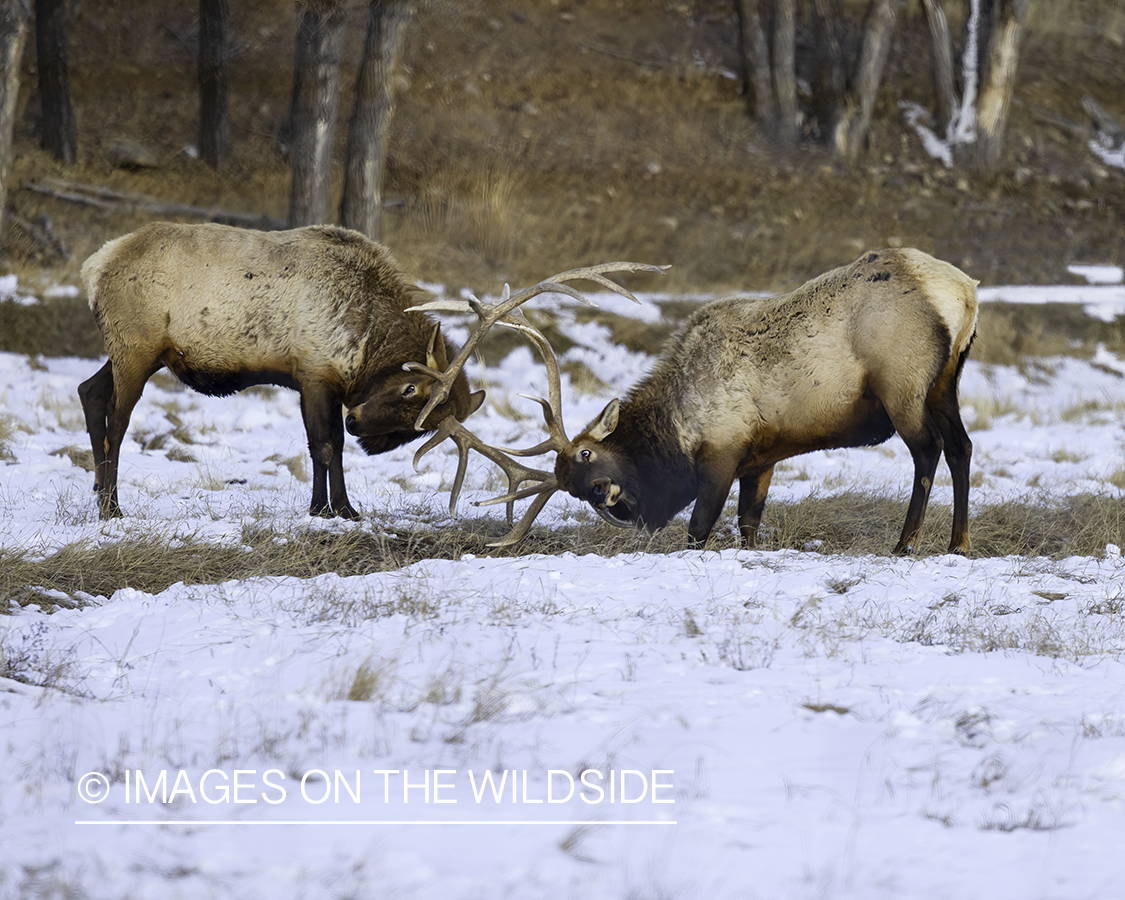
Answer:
xmin=2 ymin=272 xmax=1125 ymax=899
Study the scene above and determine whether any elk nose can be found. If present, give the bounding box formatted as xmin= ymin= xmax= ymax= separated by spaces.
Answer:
xmin=345 ymin=413 xmax=358 ymax=433
xmin=590 ymin=477 xmax=611 ymax=501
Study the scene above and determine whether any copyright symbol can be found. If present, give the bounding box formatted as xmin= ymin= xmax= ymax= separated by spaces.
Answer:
xmin=77 ymin=772 xmax=111 ymax=804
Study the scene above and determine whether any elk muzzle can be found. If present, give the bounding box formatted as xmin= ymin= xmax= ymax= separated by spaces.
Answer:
xmin=590 ymin=477 xmax=622 ymax=507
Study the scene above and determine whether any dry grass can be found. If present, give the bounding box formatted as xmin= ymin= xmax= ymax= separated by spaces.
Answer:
xmin=973 ymin=304 xmax=1125 ymax=368
xmin=0 ymin=414 xmax=18 ymax=462
xmin=3 ymin=493 xmax=1122 ymax=613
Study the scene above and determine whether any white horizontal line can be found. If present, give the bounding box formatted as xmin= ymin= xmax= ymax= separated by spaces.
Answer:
xmin=74 ymin=820 xmax=676 ymax=826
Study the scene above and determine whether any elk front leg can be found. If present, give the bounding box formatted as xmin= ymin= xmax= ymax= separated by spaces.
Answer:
xmin=736 ymin=465 xmax=774 ymax=548
xmin=300 ymin=386 xmax=359 ymax=520
xmin=326 ymin=395 xmax=358 ymax=519
xmin=687 ymin=449 xmax=738 ymax=547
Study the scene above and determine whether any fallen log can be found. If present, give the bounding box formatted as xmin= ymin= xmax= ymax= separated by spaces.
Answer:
xmin=21 ymin=177 xmax=287 ymax=230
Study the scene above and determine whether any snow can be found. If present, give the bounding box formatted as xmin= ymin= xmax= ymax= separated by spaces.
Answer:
xmin=979 ymin=282 xmax=1125 ymax=322
xmin=1090 ymin=137 xmax=1125 ymax=172
xmin=2 ymin=276 xmax=1125 ymax=899
xmin=1069 ymin=263 xmax=1125 ymax=285
xmin=0 ymin=273 xmax=36 ymax=306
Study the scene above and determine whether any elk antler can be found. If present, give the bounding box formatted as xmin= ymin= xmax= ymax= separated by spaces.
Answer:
xmin=404 ymin=262 xmax=667 ymax=432
xmin=407 ymin=262 xmax=666 ymax=546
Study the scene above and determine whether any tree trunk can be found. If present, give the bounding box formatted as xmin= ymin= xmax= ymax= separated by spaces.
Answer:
xmin=771 ymin=0 xmax=798 ymax=149
xmin=198 ymin=0 xmax=230 ymax=171
xmin=971 ymin=0 xmax=1027 ymax=174
xmin=34 ymin=0 xmax=75 ymax=164
xmin=287 ymin=0 xmax=347 ymax=227
xmin=339 ymin=0 xmax=411 ymax=240
xmin=834 ymin=0 xmax=899 ymax=161
xmin=0 ymin=0 xmax=31 ymax=241
xmin=920 ymin=0 xmax=956 ymax=135
xmin=810 ymin=0 xmax=846 ymax=139
xmin=734 ymin=0 xmax=776 ymax=136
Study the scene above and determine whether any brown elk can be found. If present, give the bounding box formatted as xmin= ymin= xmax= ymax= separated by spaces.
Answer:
xmin=414 ymin=248 xmax=978 ymax=555
xmin=77 ymin=222 xmax=486 ymax=520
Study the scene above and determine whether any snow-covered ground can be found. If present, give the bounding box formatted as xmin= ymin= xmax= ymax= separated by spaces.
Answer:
xmin=2 ymin=276 xmax=1125 ymax=899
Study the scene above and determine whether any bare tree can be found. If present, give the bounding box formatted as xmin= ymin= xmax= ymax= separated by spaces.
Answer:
xmin=735 ymin=0 xmax=798 ymax=148
xmin=918 ymin=0 xmax=1029 ymax=174
xmin=920 ymin=0 xmax=957 ymax=135
xmin=736 ymin=0 xmax=902 ymax=158
xmin=810 ymin=0 xmax=845 ymax=136
xmin=340 ymin=0 xmax=412 ymax=240
xmin=834 ymin=0 xmax=901 ymax=161
xmin=198 ymin=0 xmax=230 ymax=171
xmin=287 ymin=0 xmax=347 ymax=227
xmin=1 ymin=0 xmax=31 ymax=241
xmin=34 ymin=0 xmax=75 ymax=164
xmin=971 ymin=0 xmax=1028 ymax=173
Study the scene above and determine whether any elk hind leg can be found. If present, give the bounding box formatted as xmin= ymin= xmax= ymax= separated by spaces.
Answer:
xmin=893 ymin=411 xmax=944 ymax=556
xmin=78 ymin=360 xmax=114 ymax=492
xmin=99 ymin=363 xmax=153 ymax=519
xmin=930 ymin=372 xmax=972 ymax=555
xmin=737 ymin=465 xmax=775 ymax=548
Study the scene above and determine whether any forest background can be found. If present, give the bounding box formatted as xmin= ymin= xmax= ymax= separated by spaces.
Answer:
xmin=0 ymin=0 xmax=1122 ymax=334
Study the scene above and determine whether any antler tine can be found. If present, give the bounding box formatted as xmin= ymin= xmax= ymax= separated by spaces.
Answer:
xmin=406 ymin=261 xmax=666 ymax=431
xmin=490 ymin=313 xmax=569 ymax=449
xmin=489 ymin=394 xmax=566 ymax=457
xmin=413 ymin=415 xmax=552 ymax=523
xmin=481 ymin=485 xmax=560 ymax=548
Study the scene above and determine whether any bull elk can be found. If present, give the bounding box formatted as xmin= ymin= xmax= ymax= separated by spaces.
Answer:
xmin=77 ymin=221 xmax=487 ymax=519
xmin=414 ymin=248 xmax=978 ymax=555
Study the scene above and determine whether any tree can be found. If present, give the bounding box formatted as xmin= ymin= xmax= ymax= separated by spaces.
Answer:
xmin=833 ymin=0 xmax=901 ymax=162
xmin=198 ymin=0 xmax=230 ymax=171
xmin=34 ymin=0 xmax=75 ymax=164
xmin=339 ymin=0 xmax=412 ymax=241
xmin=287 ymin=0 xmax=347 ymax=227
xmin=971 ymin=0 xmax=1029 ymax=173
xmin=735 ymin=0 xmax=902 ymax=159
xmin=734 ymin=0 xmax=798 ymax=149
xmin=920 ymin=0 xmax=1030 ymax=174
xmin=0 ymin=0 xmax=31 ymax=241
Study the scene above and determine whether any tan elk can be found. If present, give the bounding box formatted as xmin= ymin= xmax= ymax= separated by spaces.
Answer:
xmin=77 ymin=221 xmax=486 ymax=520
xmin=412 ymin=248 xmax=978 ymax=555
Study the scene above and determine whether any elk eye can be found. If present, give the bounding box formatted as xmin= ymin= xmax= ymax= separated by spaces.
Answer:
xmin=402 ymin=384 xmax=416 ymax=397
xmin=580 ymin=448 xmax=591 ymax=462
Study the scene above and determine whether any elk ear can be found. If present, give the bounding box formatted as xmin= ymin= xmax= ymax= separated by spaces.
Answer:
xmin=465 ymin=390 xmax=486 ymax=418
xmin=587 ymin=399 xmax=620 ymax=442
xmin=426 ymin=324 xmax=449 ymax=371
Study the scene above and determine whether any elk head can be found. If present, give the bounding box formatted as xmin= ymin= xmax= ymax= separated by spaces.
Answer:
xmin=344 ymin=324 xmax=485 ymax=455
xmin=552 ymin=397 xmax=700 ymax=533
xmin=553 ymin=399 xmax=641 ymax=525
